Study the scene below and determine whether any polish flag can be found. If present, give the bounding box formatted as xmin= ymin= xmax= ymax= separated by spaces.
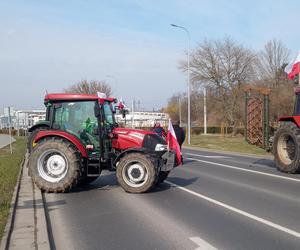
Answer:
xmin=285 ymin=52 xmax=300 ymax=80
xmin=167 ymin=119 xmax=182 ymax=165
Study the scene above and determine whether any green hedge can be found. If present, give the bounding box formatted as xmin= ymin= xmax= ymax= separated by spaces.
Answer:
xmin=191 ymin=127 xmax=245 ymax=135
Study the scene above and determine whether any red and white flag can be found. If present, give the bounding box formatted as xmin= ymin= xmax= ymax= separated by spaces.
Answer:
xmin=285 ymin=52 xmax=300 ymax=80
xmin=167 ymin=119 xmax=182 ymax=165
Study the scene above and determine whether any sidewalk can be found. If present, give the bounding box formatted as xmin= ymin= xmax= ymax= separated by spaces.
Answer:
xmin=0 ymin=154 xmax=50 ymax=250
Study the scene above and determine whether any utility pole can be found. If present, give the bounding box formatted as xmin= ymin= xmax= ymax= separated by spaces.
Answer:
xmin=204 ymin=88 xmax=207 ymax=135
xmin=131 ymin=99 xmax=135 ymax=128
xmin=178 ymin=97 xmax=182 ymax=126
xmin=8 ymin=107 xmax=13 ymax=154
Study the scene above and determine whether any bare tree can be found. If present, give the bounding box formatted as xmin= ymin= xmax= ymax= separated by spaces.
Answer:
xmin=257 ymin=39 xmax=290 ymax=87
xmin=181 ymin=38 xmax=256 ymax=133
xmin=163 ymin=93 xmax=184 ymax=122
xmin=64 ymin=79 xmax=112 ymax=96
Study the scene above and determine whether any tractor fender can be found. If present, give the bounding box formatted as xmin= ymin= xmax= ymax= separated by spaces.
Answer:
xmin=28 ymin=121 xmax=50 ymax=133
xmin=113 ymin=148 xmax=148 ymax=166
xmin=279 ymin=116 xmax=300 ymax=128
xmin=33 ymin=130 xmax=88 ymax=158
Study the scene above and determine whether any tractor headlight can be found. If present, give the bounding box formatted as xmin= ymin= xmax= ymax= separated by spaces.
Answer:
xmin=155 ymin=144 xmax=167 ymax=151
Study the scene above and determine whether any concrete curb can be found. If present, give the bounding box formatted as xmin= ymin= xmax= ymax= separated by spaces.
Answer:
xmin=0 ymin=153 xmax=50 ymax=250
xmin=0 ymin=157 xmax=24 ymax=250
xmin=183 ymin=145 xmax=274 ymax=160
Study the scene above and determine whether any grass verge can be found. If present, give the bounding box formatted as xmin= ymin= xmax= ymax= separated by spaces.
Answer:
xmin=187 ymin=134 xmax=268 ymax=156
xmin=0 ymin=137 xmax=26 ymax=240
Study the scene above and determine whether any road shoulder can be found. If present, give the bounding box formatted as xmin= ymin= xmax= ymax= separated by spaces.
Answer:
xmin=183 ymin=145 xmax=273 ymax=159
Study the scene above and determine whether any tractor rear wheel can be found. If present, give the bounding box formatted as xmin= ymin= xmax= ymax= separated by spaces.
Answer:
xmin=28 ymin=137 xmax=81 ymax=192
xmin=116 ymin=153 xmax=158 ymax=193
xmin=273 ymin=122 xmax=300 ymax=173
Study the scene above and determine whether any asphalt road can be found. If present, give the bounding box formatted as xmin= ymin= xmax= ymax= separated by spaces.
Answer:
xmin=44 ymin=148 xmax=300 ymax=250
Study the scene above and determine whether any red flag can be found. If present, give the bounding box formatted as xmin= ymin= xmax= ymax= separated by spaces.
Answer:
xmin=285 ymin=52 xmax=300 ymax=80
xmin=167 ymin=119 xmax=182 ymax=165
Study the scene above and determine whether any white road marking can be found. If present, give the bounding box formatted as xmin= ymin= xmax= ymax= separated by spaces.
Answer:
xmin=189 ymin=236 xmax=218 ymax=250
xmin=185 ymin=152 xmax=231 ymax=159
xmin=166 ymin=181 xmax=300 ymax=239
xmin=187 ymin=157 xmax=300 ymax=183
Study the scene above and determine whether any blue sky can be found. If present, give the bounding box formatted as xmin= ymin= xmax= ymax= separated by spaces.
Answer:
xmin=0 ymin=0 xmax=299 ymax=111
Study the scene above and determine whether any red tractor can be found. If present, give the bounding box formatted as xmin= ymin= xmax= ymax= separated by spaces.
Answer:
xmin=27 ymin=93 xmax=176 ymax=193
xmin=273 ymin=87 xmax=300 ymax=174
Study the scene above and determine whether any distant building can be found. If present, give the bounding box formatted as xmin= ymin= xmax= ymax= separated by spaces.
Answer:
xmin=116 ymin=111 xmax=169 ymax=128
xmin=0 ymin=107 xmax=168 ymax=130
xmin=0 ymin=107 xmax=46 ymax=129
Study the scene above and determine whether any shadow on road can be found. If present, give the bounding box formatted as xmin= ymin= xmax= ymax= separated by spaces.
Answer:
xmin=17 ymin=198 xmax=66 ymax=212
xmin=69 ymin=173 xmax=119 ymax=193
xmin=167 ymin=176 xmax=199 ymax=187
xmin=250 ymin=158 xmax=276 ymax=169
xmin=61 ymin=172 xmax=200 ymax=194
xmin=150 ymin=176 xmax=199 ymax=193
xmin=182 ymin=158 xmax=195 ymax=164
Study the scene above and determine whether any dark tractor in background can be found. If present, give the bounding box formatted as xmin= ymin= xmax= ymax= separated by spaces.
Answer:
xmin=273 ymin=87 xmax=300 ymax=173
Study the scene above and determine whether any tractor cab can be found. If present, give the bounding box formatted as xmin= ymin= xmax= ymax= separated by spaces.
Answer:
xmin=43 ymin=93 xmax=117 ymax=157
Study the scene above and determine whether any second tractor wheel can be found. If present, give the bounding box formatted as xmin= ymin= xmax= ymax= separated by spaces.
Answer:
xmin=273 ymin=122 xmax=300 ymax=173
xmin=116 ymin=153 xmax=158 ymax=193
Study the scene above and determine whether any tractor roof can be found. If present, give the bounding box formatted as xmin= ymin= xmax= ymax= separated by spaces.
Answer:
xmin=44 ymin=93 xmax=116 ymax=103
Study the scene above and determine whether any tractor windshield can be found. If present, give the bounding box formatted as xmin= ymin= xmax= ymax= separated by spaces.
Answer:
xmin=53 ymin=101 xmax=99 ymax=147
xmin=103 ymin=101 xmax=115 ymax=125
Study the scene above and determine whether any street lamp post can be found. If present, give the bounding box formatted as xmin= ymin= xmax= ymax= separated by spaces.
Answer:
xmin=171 ymin=23 xmax=191 ymax=144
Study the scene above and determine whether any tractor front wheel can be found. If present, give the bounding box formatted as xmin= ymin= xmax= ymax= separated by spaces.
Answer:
xmin=116 ymin=153 xmax=158 ymax=193
xmin=273 ymin=122 xmax=300 ymax=173
xmin=28 ymin=137 xmax=81 ymax=192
